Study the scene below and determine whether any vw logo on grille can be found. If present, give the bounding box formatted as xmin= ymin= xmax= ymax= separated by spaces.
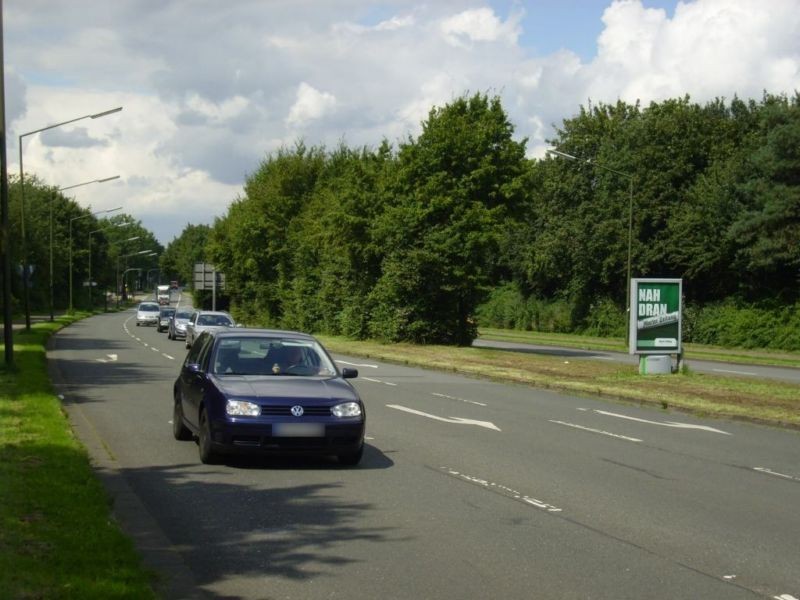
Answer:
xmin=290 ymin=405 xmax=304 ymax=417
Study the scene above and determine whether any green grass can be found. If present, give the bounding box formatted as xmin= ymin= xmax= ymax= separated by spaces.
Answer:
xmin=319 ymin=336 xmax=800 ymax=429
xmin=0 ymin=316 xmax=156 ymax=599
xmin=478 ymin=327 xmax=800 ymax=369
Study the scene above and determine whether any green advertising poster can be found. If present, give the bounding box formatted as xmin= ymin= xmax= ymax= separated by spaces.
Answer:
xmin=629 ymin=278 xmax=682 ymax=354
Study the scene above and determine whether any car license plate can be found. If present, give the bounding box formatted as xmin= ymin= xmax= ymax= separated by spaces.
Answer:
xmin=273 ymin=423 xmax=325 ymax=437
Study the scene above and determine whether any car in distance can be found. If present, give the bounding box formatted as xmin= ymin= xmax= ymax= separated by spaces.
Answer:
xmin=136 ymin=301 xmax=160 ymax=326
xmin=157 ymin=306 xmax=176 ymax=332
xmin=172 ymin=328 xmax=365 ymax=465
xmin=184 ymin=310 xmax=235 ymax=348
xmin=167 ymin=307 xmax=194 ymax=340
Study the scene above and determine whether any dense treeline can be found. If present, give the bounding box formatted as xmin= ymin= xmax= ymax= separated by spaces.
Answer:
xmin=174 ymin=91 xmax=798 ymax=349
xmin=1 ymin=176 xmax=162 ymax=312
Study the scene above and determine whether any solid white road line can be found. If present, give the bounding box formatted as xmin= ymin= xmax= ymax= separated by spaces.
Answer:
xmin=362 ymin=377 xmax=397 ymax=386
xmin=432 ymin=392 xmax=487 ymax=407
xmin=754 ymin=467 xmax=800 ymax=483
xmin=337 ymin=360 xmax=379 ymax=369
xmin=713 ymin=368 xmax=757 ymax=376
xmin=549 ymin=420 xmax=642 ymax=442
xmin=387 ymin=404 xmax=501 ymax=431
xmin=594 ymin=409 xmax=731 ymax=435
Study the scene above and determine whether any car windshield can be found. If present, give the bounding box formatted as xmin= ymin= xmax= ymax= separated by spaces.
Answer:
xmin=175 ymin=310 xmax=192 ymax=320
xmin=139 ymin=304 xmax=159 ymax=312
xmin=211 ymin=337 xmax=336 ymax=377
xmin=160 ymin=309 xmax=175 ymax=317
xmin=198 ymin=314 xmax=232 ymax=326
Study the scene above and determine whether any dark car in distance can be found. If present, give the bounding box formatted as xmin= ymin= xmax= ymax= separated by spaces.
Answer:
xmin=157 ymin=306 xmax=176 ymax=332
xmin=173 ymin=328 xmax=365 ymax=465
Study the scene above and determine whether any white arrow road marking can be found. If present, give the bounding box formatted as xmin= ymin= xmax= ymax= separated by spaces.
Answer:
xmin=338 ymin=360 xmax=379 ymax=369
xmin=387 ymin=404 xmax=500 ymax=431
xmin=96 ymin=353 xmax=120 ymax=364
xmin=594 ymin=409 xmax=731 ymax=435
xmin=549 ymin=420 xmax=642 ymax=442
xmin=754 ymin=467 xmax=800 ymax=483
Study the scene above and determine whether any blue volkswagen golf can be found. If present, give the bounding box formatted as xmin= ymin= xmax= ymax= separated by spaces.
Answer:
xmin=173 ymin=328 xmax=365 ymax=465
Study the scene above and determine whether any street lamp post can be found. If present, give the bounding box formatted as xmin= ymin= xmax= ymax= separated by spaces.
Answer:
xmin=117 ymin=249 xmax=152 ymax=308
xmin=69 ymin=206 xmax=122 ymax=312
xmin=88 ymin=219 xmax=128 ymax=310
xmin=546 ymin=149 xmax=635 ymax=346
xmin=51 ymin=176 xmax=120 ymax=320
xmin=18 ymin=106 xmax=123 ymax=330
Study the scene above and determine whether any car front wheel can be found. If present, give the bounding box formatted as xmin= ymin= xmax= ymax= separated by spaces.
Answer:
xmin=198 ymin=409 xmax=219 ymax=464
xmin=172 ymin=395 xmax=192 ymax=441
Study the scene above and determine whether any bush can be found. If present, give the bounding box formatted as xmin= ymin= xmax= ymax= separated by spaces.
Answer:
xmin=684 ymin=301 xmax=800 ymax=351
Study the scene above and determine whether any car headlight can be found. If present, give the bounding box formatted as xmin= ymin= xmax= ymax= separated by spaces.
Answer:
xmin=331 ymin=402 xmax=362 ymax=418
xmin=226 ymin=399 xmax=260 ymax=417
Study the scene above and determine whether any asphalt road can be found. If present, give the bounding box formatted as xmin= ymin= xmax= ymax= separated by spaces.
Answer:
xmin=473 ymin=338 xmax=800 ymax=384
xmin=47 ymin=310 xmax=800 ymax=599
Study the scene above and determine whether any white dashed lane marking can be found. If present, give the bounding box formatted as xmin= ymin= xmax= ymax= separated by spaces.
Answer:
xmin=440 ymin=467 xmax=562 ymax=513
xmin=549 ymin=420 xmax=642 ymax=443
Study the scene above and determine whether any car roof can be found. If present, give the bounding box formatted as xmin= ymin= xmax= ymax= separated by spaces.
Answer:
xmin=193 ymin=310 xmax=231 ymax=316
xmin=205 ymin=328 xmax=317 ymax=341
xmin=138 ymin=302 xmax=159 ymax=307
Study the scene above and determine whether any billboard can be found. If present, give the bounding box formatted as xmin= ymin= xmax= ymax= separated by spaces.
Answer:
xmin=629 ymin=278 xmax=682 ymax=355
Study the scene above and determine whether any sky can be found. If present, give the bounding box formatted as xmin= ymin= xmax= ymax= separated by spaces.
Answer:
xmin=4 ymin=0 xmax=800 ymax=245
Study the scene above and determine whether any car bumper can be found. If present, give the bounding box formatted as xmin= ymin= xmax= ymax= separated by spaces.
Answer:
xmin=207 ymin=419 xmax=365 ymax=455
xmin=137 ymin=318 xmax=159 ymax=325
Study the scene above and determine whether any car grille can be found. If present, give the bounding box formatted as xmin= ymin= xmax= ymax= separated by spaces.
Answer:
xmin=261 ymin=405 xmax=332 ymax=417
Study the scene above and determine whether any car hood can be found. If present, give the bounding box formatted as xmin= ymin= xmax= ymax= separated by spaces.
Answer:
xmin=212 ymin=376 xmax=359 ymax=404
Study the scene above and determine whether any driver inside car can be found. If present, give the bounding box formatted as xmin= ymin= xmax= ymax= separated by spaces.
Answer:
xmin=270 ymin=345 xmax=305 ymax=375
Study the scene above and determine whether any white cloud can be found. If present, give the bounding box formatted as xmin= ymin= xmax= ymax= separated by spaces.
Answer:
xmin=286 ymin=82 xmax=338 ymax=127
xmin=440 ymin=7 xmax=521 ymax=47
xmin=5 ymin=0 xmax=800 ymax=245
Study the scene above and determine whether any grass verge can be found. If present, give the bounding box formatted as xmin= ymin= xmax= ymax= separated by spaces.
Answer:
xmin=319 ymin=336 xmax=800 ymax=429
xmin=478 ymin=327 xmax=800 ymax=369
xmin=0 ymin=315 xmax=156 ymax=599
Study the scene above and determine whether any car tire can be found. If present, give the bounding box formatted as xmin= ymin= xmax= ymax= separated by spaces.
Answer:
xmin=338 ymin=445 xmax=364 ymax=466
xmin=136 ymin=322 xmax=140 ymax=326
xmin=198 ymin=408 xmax=219 ymax=464
xmin=185 ymin=337 xmax=191 ymax=349
xmin=172 ymin=395 xmax=192 ymax=441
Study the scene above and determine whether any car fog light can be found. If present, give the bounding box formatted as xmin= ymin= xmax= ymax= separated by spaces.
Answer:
xmin=332 ymin=402 xmax=362 ymax=418
xmin=226 ymin=399 xmax=260 ymax=417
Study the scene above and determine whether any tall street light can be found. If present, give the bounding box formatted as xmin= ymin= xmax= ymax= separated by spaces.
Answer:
xmin=88 ymin=217 xmax=129 ymax=311
xmin=546 ymin=149 xmax=635 ymax=346
xmin=69 ymin=206 xmax=122 ymax=312
xmin=18 ymin=106 xmax=123 ymax=330
xmin=117 ymin=249 xmax=152 ymax=308
xmin=51 ymin=176 xmax=120 ymax=320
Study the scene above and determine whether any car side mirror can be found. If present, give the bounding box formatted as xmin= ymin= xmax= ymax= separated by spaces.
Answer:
xmin=186 ymin=363 xmax=202 ymax=374
xmin=341 ymin=368 xmax=358 ymax=379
